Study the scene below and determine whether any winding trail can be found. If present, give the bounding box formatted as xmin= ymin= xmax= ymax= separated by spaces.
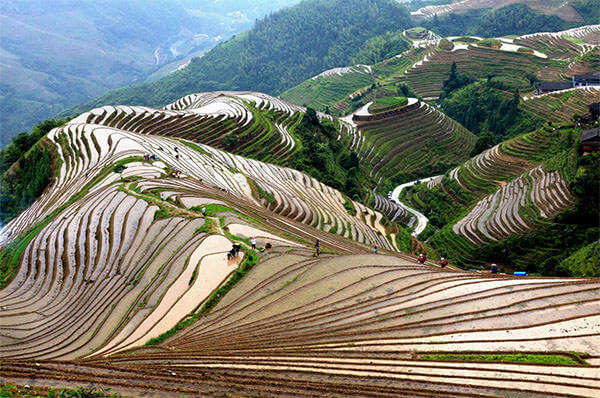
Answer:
xmin=391 ymin=175 xmax=441 ymax=237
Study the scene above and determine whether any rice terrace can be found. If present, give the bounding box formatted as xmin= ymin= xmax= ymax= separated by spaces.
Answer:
xmin=0 ymin=0 xmax=599 ymax=397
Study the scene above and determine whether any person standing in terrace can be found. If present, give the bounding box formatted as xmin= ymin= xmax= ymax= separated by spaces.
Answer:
xmin=314 ymin=239 xmax=320 ymax=257
xmin=251 ymin=237 xmax=257 ymax=250
xmin=201 ymin=206 xmax=206 ymax=217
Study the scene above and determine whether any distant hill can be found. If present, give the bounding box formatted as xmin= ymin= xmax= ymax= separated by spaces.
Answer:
xmin=411 ymin=0 xmax=597 ymax=24
xmin=0 ymin=0 xmax=300 ymax=147
xmin=59 ymin=0 xmax=413 ymax=120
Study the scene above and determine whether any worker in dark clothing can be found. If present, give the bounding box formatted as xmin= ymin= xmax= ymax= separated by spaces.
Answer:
xmin=491 ymin=263 xmax=498 ymax=274
xmin=440 ymin=257 xmax=448 ymax=268
xmin=417 ymin=253 xmax=426 ymax=264
xmin=315 ymin=239 xmax=320 ymax=257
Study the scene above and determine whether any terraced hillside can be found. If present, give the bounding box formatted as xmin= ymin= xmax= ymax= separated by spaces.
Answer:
xmin=403 ymin=45 xmax=562 ymax=99
xmin=280 ymin=65 xmax=375 ymax=115
xmin=0 ymin=103 xmax=407 ymax=363
xmin=522 ymin=87 xmax=600 ymax=123
xmin=69 ymin=91 xmax=308 ymax=166
xmin=516 ymin=25 xmax=600 ymax=59
xmin=281 ymin=42 xmax=426 ymax=117
xmin=346 ymin=99 xmax=477 ymax=184
xmin=411 ymin=0 xmax=589 ymax=22
xmin=398 ymin=123 xmax=598 ymax=274
xmin=3 ymin=252 xmax=599 ymax=397
xmin=401 ymin=25 xmax=600 ymax=99
xmin=0 ymin=122 xmax=394 ymax=256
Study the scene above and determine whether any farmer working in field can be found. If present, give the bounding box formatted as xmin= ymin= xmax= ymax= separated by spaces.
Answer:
xmin=439 ymin=257 xmax=448 ymax=268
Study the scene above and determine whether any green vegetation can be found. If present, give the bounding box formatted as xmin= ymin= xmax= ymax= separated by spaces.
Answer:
xmin=423 ymin=127 xmax=600 ymax=276
xmin=0 ymin=138 xmax=55 ymax=224
xmin=0 ymin=118 xmax=66 ymax=175
xmin=559 ymin=241 xmax=599 ymax=277
xmin=342 ymin=194 xmax=356 ymax=216
xmin=292 ymin=108 xmax=369 ymax=201
xmin=368 ymin=96 xmax=408 ymax=113
xmin=424 ymin=4 xmax=579 ymax=37
xmin=438 ymin=38 xmax=454 ymax=51
xmin=419 ymin=352 xmax=587 ymax=365
xmin=1 ymin=383 xmax=123 ymax=397
xmin=191 ymin=204 xmax=235 ymax=217
xmin=250 ymin=180 xmax=276 ymax=204
xmin=405 ymin=27 xmax=428 ymax=39
xmin=112 ymin=164 xmax=126 ymax=174
xmin=395 ymin=226 xmax=412 ymax=252
xmin=0 ymin=118 xmax=72 ymax=224
xmin=571 ymin=0 xmax=600 ymax=25
xmin=63 ymin=0 xmax=412 ymax=117
xmin=179 ymin=139 xmax=210 ymax=156
xmin=404 ymin=179 xmax=473 ymax=230
xmin=145 ymin=250 xmax=258 ymax=346
xmin=477 ymin=38 xmax=501 ymax=48
xmin=440 ymin=71 xmax=543 ymax=155
xmin=351 ymin=30 xmax=411 ymax=65
xmin=195 ymin=218 xmax=219 ymax=235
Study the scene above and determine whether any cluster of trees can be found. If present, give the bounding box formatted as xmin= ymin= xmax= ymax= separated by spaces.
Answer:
xmin=439 ymin=63 xmax=542 ymax=156
xmin=424 ymin=4 xmax=579 ymax=37
xmin=292 ymin=108 xmax=367 ymax=201
xmin=63 ymin=0 xmax=413 ymax=117
xmin=0 ymin=119 xmax=65 ymax=224
xmin=351 ymin=30 xmax=411 ymax=65
xmin=0 ymin=142 xmax=54 ymax=224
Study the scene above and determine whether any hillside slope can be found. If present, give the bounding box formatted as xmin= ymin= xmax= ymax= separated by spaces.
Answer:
xmin=411 ymin=0 xmax=591 ymax=22
xmin=399 ymin=119 xmax=600 ymax=276
xmin=60 ymin=0 xmax=412 ymax=120
xmin=2 ymin=250 xmax=599 ymax=396
xmin=0 ymin=0 xmax=300 ymax=147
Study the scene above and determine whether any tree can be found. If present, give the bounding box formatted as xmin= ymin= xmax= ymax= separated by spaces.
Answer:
xmin=470 ymin=130 xmax=496 ymax=156
xmin=113 ymin=164 xmax=126 ymax=174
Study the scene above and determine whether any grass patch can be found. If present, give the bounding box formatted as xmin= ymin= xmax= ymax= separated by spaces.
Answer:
xmin=1 ymin=383 xmax=124 ymax=397
xmin=195 ymin=218 xmax=219 ymax=234
xmin=248 ymin=178 xmax=275 ymax=204
xmin=178 ymin=139 xmax=210 ymax=156
xmin=419 ymin=352 xmax=588 ymax=365
xmin=477 ymin=38 xmax=501 ymax=48
xmin=369 ymin=96 xmax=408 ymax=113
xmin=188 ymin=264 xmax=199 ymax=286
xmin=342 ymin=194 xmax=356 ymax=216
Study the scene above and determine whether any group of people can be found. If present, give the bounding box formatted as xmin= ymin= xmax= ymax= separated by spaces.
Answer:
xmin=416 ymin=253 xmax=448 ymax=268
xmin=143 ymin=153 xmax=159 ymax=161
xmin=227 ymin=244 xmax=242 ymax=260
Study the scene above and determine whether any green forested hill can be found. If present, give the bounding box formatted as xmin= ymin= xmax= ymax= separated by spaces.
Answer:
xmin=0 ymin=0 xmax=300 ymax=147
xmin=422 ymin=3 xmax=586 ymax=37
xmin=61 ymin=0 xmax=412 ymax=117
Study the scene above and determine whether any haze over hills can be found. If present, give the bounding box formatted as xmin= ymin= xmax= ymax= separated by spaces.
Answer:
xmin=60 ymin=0 xmax=413 ymax=120
xmin=0 ymin=0 xmax=599 ymax=396
xmin=410 ymin=0 xmax=597 ymax=23
xmin=57 ymin=0 xmax=597 ymax=126
xmin=0 ymin=0 xmax=300 ymax=146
